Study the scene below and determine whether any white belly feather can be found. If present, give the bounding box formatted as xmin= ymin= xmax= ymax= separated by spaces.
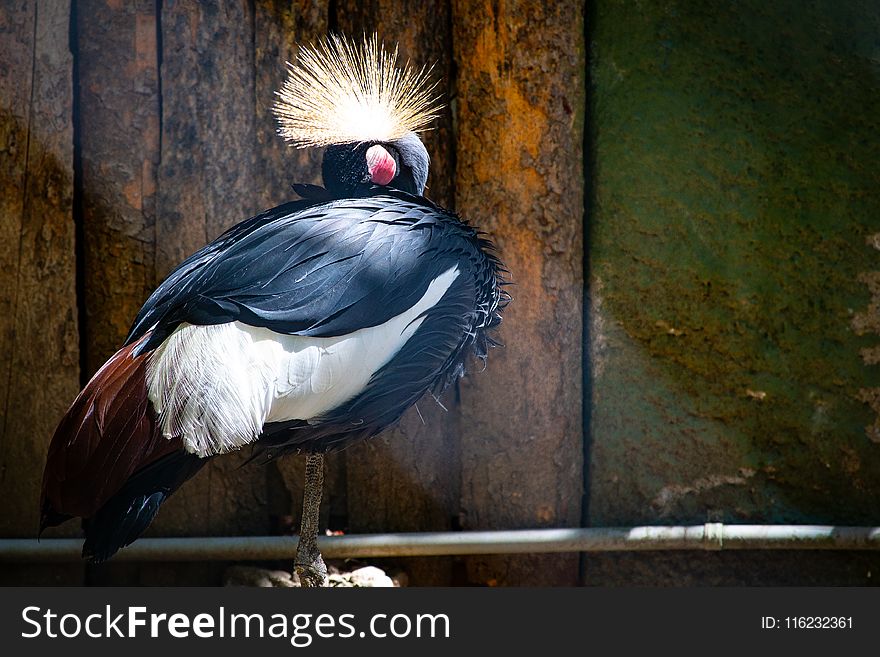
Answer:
xmin=146 ymin=266 xmax=459 ymax=457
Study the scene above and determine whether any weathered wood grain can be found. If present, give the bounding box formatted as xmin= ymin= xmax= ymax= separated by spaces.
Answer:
xmin=77 ymin=0 xmax=160 ymax=373
xmin=0 ymin=0 xmax=590 ymax=587
xmin=452 ymin=0 xmax=585 ymax=586
xmin=335 ymin=0 xmax=460 ymax=586
xmin=0 ymin=0 xmax=81 ymax=584
xmin=253 ymin=0 xmax=326 ymax=207
xmin=0 ymin=5 xmax=36 ymax=445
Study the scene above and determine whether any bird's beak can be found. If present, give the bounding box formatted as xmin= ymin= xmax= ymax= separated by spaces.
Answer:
xmin=366 ymin=144 xmax=397 ymax=185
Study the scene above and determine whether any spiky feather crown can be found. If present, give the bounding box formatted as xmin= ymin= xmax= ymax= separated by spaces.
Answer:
xmin=273 ymin=34 xmax=441 ymax=148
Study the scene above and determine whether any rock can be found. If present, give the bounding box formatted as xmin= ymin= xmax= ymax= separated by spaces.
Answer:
xmin=223 ymin=565 xmax=297 ymax=587
xmin=329 ymin=566 xmax=394 ymax=588
xmin=223 ymin=563 xmax=404 ymax=587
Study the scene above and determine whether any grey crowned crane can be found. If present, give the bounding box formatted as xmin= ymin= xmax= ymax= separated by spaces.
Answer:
xmin=40 ymin=35 xmax=508 ymax=587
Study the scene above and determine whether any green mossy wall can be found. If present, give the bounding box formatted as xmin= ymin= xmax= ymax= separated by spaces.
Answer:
xmin=589 ymin=0 xmax=880 ymax=526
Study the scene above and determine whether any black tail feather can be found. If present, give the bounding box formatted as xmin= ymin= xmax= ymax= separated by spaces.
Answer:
xmin=82 ymin=450 xmax=207 ymax=563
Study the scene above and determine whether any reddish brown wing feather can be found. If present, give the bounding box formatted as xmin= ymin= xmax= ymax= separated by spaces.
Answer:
xmin=40 ymin=337 xmax=183 ymax=526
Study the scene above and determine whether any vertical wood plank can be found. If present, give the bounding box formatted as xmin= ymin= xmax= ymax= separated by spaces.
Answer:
xmin=152 ymin=0 xmax=267 ymax=548
xmin=77 ymin=0 xmax=160 ymax=373
xmin=253 ymin=0 xmax=325 ymax=207
xmin=453 ymin=0 xmax=585 ymax=585
xmin=335 ymin=0 xmax=460 ymax=586
xmin=0 ymin=0 xmax=81 ymax=584
xmin=0 ymin=5 xmax=37 ymax=439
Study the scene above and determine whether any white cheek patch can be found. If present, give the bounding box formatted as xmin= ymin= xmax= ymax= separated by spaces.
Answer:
xmin=146 ymin=266 xmax=460 ymax=457
xmin=366 ymin=144 xmax=396 ymax=185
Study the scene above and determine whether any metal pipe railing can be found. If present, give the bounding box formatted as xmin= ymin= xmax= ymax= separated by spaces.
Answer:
xmin=2 ymin=525 xmax=880 ymax=562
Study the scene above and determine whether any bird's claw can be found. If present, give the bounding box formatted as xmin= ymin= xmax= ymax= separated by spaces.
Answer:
xmin=295 ymin=552 xmax=327 ymax=588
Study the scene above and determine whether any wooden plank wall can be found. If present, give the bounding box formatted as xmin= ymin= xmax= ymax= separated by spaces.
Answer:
xmin=0 ymin=0 xmax=585 ymax=586
xmin=0 ymin=0 xmax=81 ymax=585
xmin=453 ymin=0 xmax=585 ymax=586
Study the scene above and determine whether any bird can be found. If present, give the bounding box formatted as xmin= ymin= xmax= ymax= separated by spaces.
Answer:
xmin=40 ymin=34 xmax=508 ymax=587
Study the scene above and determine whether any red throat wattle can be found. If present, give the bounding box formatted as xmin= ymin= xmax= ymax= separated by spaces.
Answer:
xmin=366 ymin=144 xmax=397 ymax=185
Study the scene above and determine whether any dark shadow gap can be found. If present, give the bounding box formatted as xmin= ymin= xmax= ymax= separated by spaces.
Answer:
xmin=328 ymin=0 xmax=338 ymax=34
xmin=578 ymin=0 xmax=596 ymax=586
xmin=154 ymin=0 xmax=164 ymax=281
xmin=445 ymin=0 xmax=457 ymax=214
xmin=69 ymin=0 xmax=86 ymax=390
xmin=70 ymin=0 xmax=94 ymax=588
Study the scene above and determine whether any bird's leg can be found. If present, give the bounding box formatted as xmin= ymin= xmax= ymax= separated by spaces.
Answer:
xmin=295 ymin=452 xmax=327 ymax=587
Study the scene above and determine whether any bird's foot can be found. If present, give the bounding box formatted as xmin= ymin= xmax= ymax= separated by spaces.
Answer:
xmin=295 ymin=551 xmax=327 ymax=588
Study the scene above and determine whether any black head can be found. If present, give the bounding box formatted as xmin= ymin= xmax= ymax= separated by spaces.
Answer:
xmin=322 ymin=132 xmax=429 ymax=197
